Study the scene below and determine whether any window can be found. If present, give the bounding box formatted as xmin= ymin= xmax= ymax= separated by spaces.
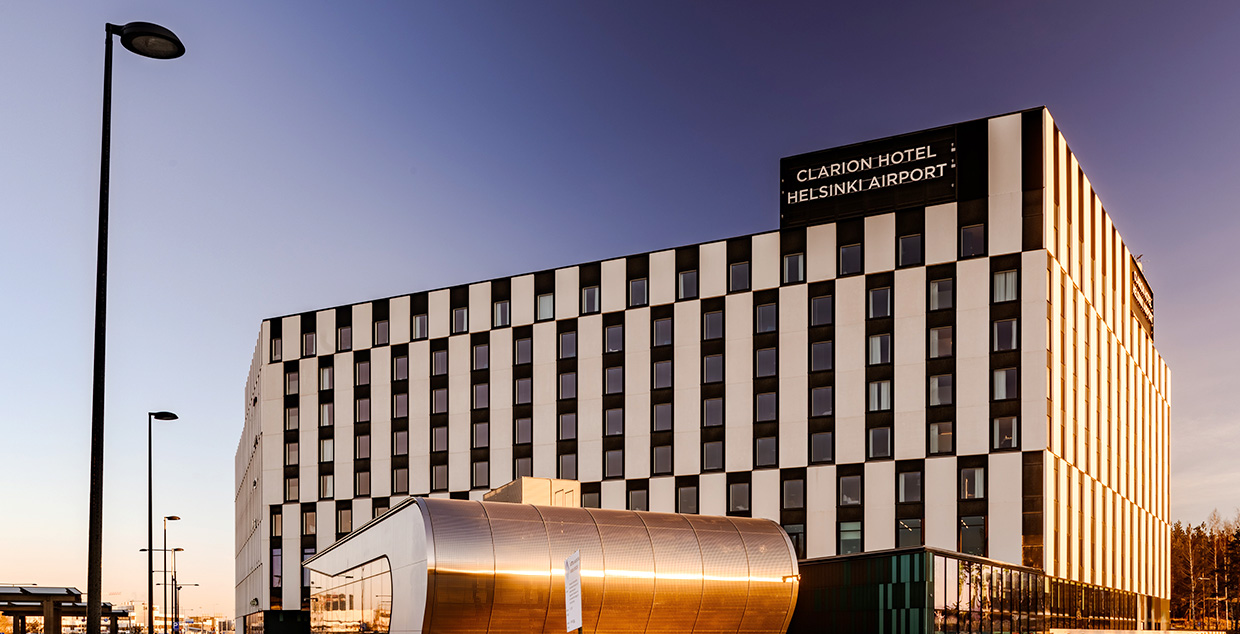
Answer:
xmin=355 ymin=434 xmax=370 ymax=459
xmin=703 ymin=355 xmax=723 ymax=383
xmin=303 ymin=332 xmax=316 ymax=357
xmin=810 ymin=295 xmax=833 ymax=326
xmin=582 ymin=490 xmax=601 ymax=508
xmin=994 ymin=368 xmax=1018 ymax=400
xmin=960 ymin=516 xmax=986 ymax=556
xmin=473 ymin=383 xmax=490 ymax=409
xmin=703 ymin=441 xmax=724 ymax=471
xmin=810 ymin=387 xmax=833 ymax=417
xmin=782 ymin=253 xmax=805 ymax=284
xmin=472 ymin=460 xmax=489 ymax=489
xmin=285 ymin=369 xmax=299 ymax=395
xmin=473 ymin=421 xmax=489 ymax=449
xmin=605 ymin=325 xmax=624 ymax=353
xmin=810 ymin=431 xmax=833 ymax=463
xmin=474 ymin=344 xmax=490 ymax=369
xmin=867 ymin=380 xmax=892 ymax=412
xmin=559 ymin=452 xmax=577 ymax=480
xmin=839 ymin=521 xmax=862 ymax=554
xmin=898 ymin=519 xmax=923 ymax=548
xmin=355 ymin=360 xmax=370 ymax=386
xmin=451 ymin=307 xmax=468 ymax=334
xmin=431 ymin=426 xmax=448 ymax=452
xmin=271 ymin=336 xmax=282 ymax=362
xmin=653 ymin=444 xmax=673 ymax=474
xmin=285 ymin=441 xmax=298 ymax=466
xmin=393 ymin=392 xmax=409 ymax=418
xmin=431 ymin=350 xmax=447 ymax=376
xmin=929 ymin=279 xmax=953 ymax=310
xmin=605 ymin=366 xmax=624 ymax=394
xmin=393 ymin=355 xmax=408 ymax=381
xmin=319 ymin=438 xmax=335 ymax=464
xmin=514 ymin=457 xmax=532 ymax=478
xmin=755 ymin=348 xmax=777 ymax=377
xmin=993 ymin=416 xmax=1018 ymax=449
xmin=413 ymin=314 xmax=428 ymax=340
xmin=755 ymin=436 xmax=777 ymax=467
xmin=929 ymin=326 xmax=953 ymax=358
xmin=536 ymin=293 xmax=554 ymax=321
xmin=810 ymin=341 xmax=833 ymax=372
xmin=392 ymin=430 xmax=408 ymax=456
xmin=373 ymin=319 xmax=389 ymax=346
xmin=337 ymin=326 xmax=352 ymax=352
xmin=703 ymin=398 xmax=723 ymax=427
xmin=961 ymin=224 xmax=985 ymax=258
xmin=514 ymin=378 xmax=532 ymax=404
xmin=993 ymin=269 xmax=1018 ymax=302
xmin=628 ymin=487 xmax=648 ymax=511
xmin=652 ymin=403 xmax=672 ymax=431
xmin=355 ymin=398 xmax=370 ymax=423
xmin=285 ymin=406 xmax=299 ymax=430
xmin=556 ymin=332 xmax=576 ymax=359
xmin=515 ymin=338 xmax=532 ymax=365
xmin=581 ymin=286 xmax=600 ymax=314
xmin=728 ymin=482 xmax=750 ymax=513
xmin=319 ymin=365 xmax=334 ymax=390
xmin=784 ymin=524 xmax=806 ymax=559
xmin=868 ymin=426 xmax=891 ymax=459
xmin=994 ymin=319 xmax=1017 ymax=351
xmin=372 ymin=498 xmax=389 ymax=518
xmin=756 ymin=303 xmax=777 ymax=333
xmin=929 ymin=422 xmax=953 ymax=454
xmin=756 ymin=392 xmax=777 ymax=422
xmin=431 ymin=388 xmax=448 ymax=414
xmin=929 ymin=374 xmax=953 ymax=406
xmin=629 ymin=278 xmax=648 ymax=307
xmin=677 ymin=485 xmax=698 ymax=514
xmin=783 ymin=478 xmax=805 ymax=509
xmin=729 ymin=262 xmax=750 ymax=292
xmin=653 ymin=318 xmax=672 ymax=346
xmin=867 ymin=334 xmax=891 ymax=365
xmin=898 ymin=471 xmax=921 ymax=503
xmin=868 ymin=287 xmax=891 ymax=318
xmin=960 ymin=467 xmax=985 ymax=500
xmin=302 ymin=509 xmax=316 ymax=535
xmin=703 ymin=311 xmax=724 ymax=340
xmin=605 ymin=408 xmax=624 ymax=436
xmin=430 ymin=464 xmax=446 ymax=491
xmin=354 ymin=471 xmax=370 ymax=497
xmin=319 ymin=474 xmax=334 ymax=499
xmin=839 ymin=475 xmax=862 ymax=506
xmin=493 ymin=300 xmax=510 ymax=327
xmin=604 ymin=449 xmax=624 ymax=478
xmin=558 ymin=372 xmax=576 ymax=400
xmin=284 ymin=476 xmax=298 ymax=501
xmin=898 ymin=234 xmax=922 ymax=267
xmin=839 ymin=244 xmax=862 ymax=276
xmin=678 ymin=270 xmax=698 ymax=299
xmin=653 ymin=361 xmax=673 ymax=389
xmin=559 ymin=413 xmax=577 ymax=440
xmin=514 ymin=417 xmax=532 ymax=444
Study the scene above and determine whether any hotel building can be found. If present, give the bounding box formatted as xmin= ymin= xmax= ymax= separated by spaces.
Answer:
xmin=235 ymin=107 xmax=1171 ymax=630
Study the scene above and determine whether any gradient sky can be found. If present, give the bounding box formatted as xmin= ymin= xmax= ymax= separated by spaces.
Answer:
xmin=1 ymin=1 xmax=1237 ymax=617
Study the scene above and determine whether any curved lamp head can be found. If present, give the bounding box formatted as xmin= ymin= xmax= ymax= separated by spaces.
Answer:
xmin=165 ymin=515 xmax=181 ymax=521
xmin=119 ymin=22 xmax=185 ymax=60
xmin=172 ymin=548 xmax=184 ymax=552
xmin=151 ymin=411 xmax=178 ymax=421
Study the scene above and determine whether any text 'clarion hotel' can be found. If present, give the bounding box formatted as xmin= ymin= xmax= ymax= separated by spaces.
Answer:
xmin=236 ymin=107 xmax=1170 ymax=631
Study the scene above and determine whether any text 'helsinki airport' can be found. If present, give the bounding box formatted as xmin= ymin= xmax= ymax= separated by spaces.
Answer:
xmin=235 ymin=107 xmax=1171 ymax=633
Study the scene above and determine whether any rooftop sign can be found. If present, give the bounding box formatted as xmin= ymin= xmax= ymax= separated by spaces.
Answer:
xmin=780 ymin=126 xmax=957 ymax=228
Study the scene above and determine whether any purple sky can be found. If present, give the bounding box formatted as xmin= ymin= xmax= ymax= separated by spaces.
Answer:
xmin=1 ymin=1 xmax=1236 ymax=616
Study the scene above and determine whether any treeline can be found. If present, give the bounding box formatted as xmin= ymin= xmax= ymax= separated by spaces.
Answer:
xmin=1172 ymin=509 xmax=1240 ymax=630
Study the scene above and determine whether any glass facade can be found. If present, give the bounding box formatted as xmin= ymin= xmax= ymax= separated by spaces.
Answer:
xmin=309 ymin=557 xmax=392 ymax=634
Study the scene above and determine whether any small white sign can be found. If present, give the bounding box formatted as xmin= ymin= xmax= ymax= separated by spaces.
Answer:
xmin=564 ymin=549 xmax=582 ymax=632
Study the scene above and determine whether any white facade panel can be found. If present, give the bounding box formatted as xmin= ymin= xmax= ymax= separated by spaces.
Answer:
xmin=469 ymin=282 xmax=491 ymax=332
xmin=955 ymin=258 xmax=990 ymax=456
xmin=752 ymin=469 xmax=781 ymax=523
xmin=989 ymin=451 xmax=1023 ymax=566
xmin=649 ymin=249 xmax=676 ymax=305
xmin=864 ymin=461 xmax=896 ymax=551
xmin=601 ymin=258 xmax=626 ymax=313
xmin=511 ymin=274 xmax=534 ymax=326
xmin=864 ymin=213 xmax=895 ymax=273
xmin=555 ymin=267 xmax=579 ymax=320
xmin=807 ymin=465 xmax=837 ymax=558
xmin=806 ymin=223 xmax=836 ymax=281
xmin=988 ymin=113 xmax=1023 ymax=256
xmin=925 ymin=456 xmax=956 ymax=550
xmin=699 ymin=241 xmax=727 ymax=298
xmin=751 ymin=232 xmax=780 ymax=290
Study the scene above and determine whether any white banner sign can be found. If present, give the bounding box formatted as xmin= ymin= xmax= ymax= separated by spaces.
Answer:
xmin=564 ymin=549 xmax=582 ymax=632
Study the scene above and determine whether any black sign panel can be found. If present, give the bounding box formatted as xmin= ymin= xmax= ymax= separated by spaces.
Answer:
xmin=780 ymin=126 xmax=958 ymax=228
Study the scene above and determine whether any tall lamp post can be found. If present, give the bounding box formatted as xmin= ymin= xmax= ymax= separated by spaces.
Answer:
xmin=147 ymin=412 xmax=178 ymax=634
xmin=164 ymin=519 xmax=181 ymax=634
xmin=87 ymin=22 xmax=185 ymax=634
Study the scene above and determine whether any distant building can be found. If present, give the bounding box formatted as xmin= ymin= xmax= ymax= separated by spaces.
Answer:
xmin=236 ymin=107 xmax=1170 ymax=631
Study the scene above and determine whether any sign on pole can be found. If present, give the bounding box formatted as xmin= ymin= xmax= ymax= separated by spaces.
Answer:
xmin=564 ymin=550 xmax=582 ymax=632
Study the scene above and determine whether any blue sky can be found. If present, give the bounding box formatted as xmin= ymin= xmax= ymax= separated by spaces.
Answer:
xmin=1 ymin=1 xmax=1237 ymax=615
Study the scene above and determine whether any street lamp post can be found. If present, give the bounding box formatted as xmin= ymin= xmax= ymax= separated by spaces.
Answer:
xmin=87 ymin=22 xmax=184 ymax=634
xmin=170 ymin=548 xmax=183 ymax=634
xmin=163 ymin=517 xmax=180 ymax=634
xmin=147 ymin=412 xmax=178 ymax=634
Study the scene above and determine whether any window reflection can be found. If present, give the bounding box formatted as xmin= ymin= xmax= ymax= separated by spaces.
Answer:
xmin=310 ymin=557 xmax=392 ymax=634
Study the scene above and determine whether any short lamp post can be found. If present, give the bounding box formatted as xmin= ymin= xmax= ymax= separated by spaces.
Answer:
xmin=86 ymin=22 xmax=184 ymax=634
xmin=147 ymin=411 xmax=178 ymax=634
xmin=164 ymin=519 xmax=181 ymax=634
